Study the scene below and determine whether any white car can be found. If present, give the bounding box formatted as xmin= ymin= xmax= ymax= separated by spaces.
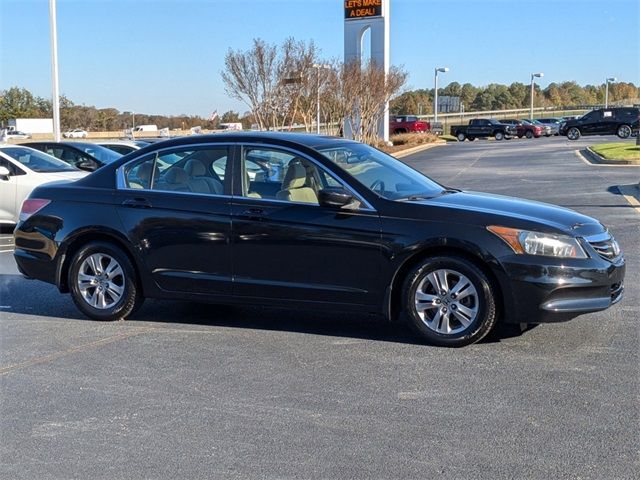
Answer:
xmin=5 ymin=130 xmax=31 ymax=140
xmin=0 ymin=145 xmax=88 ymax=225
xmin=63 ymin=128 xmax=88 ymax=138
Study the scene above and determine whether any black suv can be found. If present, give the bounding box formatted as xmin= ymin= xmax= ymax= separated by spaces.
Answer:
xmin=559 ymin=107 xmax=639 ymax=140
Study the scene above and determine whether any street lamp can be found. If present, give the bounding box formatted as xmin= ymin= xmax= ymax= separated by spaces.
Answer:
xmin=605 ymin=77 xmax=617 ymax=108
xmin=530 ymin=72 xmax=544 ymax=120
xmin=434 ymin=67 xmax=449 ymax=123
xmin=313 ymin=63 xmax=331 ymax=134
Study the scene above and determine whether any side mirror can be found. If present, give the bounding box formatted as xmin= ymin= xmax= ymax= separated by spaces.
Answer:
xmin=0 ymin=166 xmax=10 ymax=180
xmin=78 ymin=161 xmax=96 ymax=171
xmin=318 ymin=187 xmax=354 ymax=208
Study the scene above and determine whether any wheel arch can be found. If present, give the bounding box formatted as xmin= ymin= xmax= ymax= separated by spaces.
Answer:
xmin=56 ymin=229 xmax=144 ymax=295
xmin=384 ymin=244 xmax=505 ymax=324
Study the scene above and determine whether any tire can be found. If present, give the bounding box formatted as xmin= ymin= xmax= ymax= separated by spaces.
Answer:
xmin=617 ymin=124 xmax=632 ymax=139
xmin=68 ymin=241 xmax=144 ymax=321
xmin=525 ymin=130 xmax=533 ymax=139
xmin=495 ymin=131 xmax=504 ymax=141
xmin=456 ymin=132 xmax=466 ymax=142
xmin=468 ymin=136 xmax=476 ymax=141
xmin=567 ymin=127 xmax=581 ymax=140
xmin=517 ymin=134 xmax=523 ymax=139
xmin=401 ymin=256 xmax=498 ymax=347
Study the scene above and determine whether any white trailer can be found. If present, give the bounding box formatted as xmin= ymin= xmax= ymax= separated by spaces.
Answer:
xmin=7 ymin=118 xmax=54 ymax=134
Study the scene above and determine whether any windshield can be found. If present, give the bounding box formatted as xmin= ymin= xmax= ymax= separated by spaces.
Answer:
xmin=1 ymin=146 xmax=78 ymax=173
xmin=318 ymin=143 xmax=444 ymax=200
xmin=70 ymin=143 xmax=122 ymax=164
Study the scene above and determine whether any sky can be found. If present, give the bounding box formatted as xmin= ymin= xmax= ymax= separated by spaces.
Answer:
xmin=1 ymin=0 xmax=638 ymax=117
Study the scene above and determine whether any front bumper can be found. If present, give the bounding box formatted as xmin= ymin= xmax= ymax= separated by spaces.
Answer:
xmin=495 ymin=253 xmax=625 ymax=324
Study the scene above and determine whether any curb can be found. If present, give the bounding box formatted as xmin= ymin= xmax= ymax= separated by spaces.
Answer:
xmin=617 ymin=184 xmax=640 ymax=211
xmin=581 ymin=147 xmax=640 ymax=166
xmin=392 ymin=141 xmax=447 ymax=159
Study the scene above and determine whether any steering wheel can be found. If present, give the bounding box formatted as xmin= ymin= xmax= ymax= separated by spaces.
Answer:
xmin=370 ymin=179 xmax=385 ymax=194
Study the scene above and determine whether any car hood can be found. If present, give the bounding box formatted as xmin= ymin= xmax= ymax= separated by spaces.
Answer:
xmin=412 ymin=190 xmax=605 ymax=237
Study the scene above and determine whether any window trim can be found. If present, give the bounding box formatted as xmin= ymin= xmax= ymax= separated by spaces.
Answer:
xmin=237 ymin=143 xmax=376 ymax=212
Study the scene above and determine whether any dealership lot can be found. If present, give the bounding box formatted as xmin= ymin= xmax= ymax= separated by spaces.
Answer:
xmin=1 ymin=136 xmax=638 ymax=479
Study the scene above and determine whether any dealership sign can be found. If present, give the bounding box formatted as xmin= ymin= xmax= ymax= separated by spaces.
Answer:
xmin=344 ymin=0 xmax=382 ymax=20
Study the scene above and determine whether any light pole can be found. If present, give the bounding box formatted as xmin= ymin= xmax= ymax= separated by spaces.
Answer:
xmin=313 ymin=64 xmax=331 ymax=134
xmin=49 ymin=0 xmax=61 ymax=141
xmin=530 ymin=72 xmax=544 ymax=120
xmin=605 ymin=77 xmax=617 ymax=108
xmin=434 ymin=67 xmax=449 ymax=123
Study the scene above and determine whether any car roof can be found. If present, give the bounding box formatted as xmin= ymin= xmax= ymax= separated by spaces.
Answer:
xmin=131 ymin=132 xmax=355 ymax=150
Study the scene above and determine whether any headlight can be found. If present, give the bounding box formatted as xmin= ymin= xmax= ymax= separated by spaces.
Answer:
xmin=487 ymin=226 xmax=587 ymax=258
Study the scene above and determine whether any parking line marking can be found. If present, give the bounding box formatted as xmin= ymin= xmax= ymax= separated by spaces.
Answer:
xmin=617 ymin=185 xmax=640 ymax=213
xmin=0 ymin=326 xmax=154 ymax=376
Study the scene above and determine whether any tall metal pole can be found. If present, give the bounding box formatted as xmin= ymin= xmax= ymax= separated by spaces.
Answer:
xmin=530 ymin=72 xmax=543 ymax=120
xmin=604 ymin=77 xmax=616 ymax=108
xmin=530 ymin=75 xmax=534 ymax=121
xmin=49 ymin=0 xmax=61 ymax=141
xmin=434 ymin=69 xmax=439 ymax=124
xmin=316 ymin=66 xmax=321 ymax=134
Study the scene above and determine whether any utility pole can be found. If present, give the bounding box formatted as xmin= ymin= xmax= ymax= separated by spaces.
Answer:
xmin=434 ymin=67 xmax=449 ymax=123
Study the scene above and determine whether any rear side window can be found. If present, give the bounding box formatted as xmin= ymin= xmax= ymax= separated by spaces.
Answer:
xmin=123 ymin=147 xmax=229 ymax=195
xmin=616 ymin=108 xmax=638 ymax=121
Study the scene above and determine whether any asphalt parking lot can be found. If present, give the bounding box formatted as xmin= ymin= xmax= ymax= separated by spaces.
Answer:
xmin=1 ymin=135 xmax=638 ymax=479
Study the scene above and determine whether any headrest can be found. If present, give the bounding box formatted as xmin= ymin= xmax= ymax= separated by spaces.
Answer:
xmin=137 ymin=162 xmax=158 ymax=183
xmin=165 ymin=167 xmax=188 ymax=184
xmin=185 ymin=159 xmax=206 ymax=177
xmin=282 ymin=160 xmax=307 ymax=189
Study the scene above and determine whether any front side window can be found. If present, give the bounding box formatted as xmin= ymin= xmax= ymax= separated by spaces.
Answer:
xmin=124 ymin=147 xmax=228 ymax=195
xmin=72 ymin=143 xmax=122 ymax=164
xmin=241 ymin=147 xmax=334 ymax=205
xmin=319 ymin=143 xmax=444 ymax=200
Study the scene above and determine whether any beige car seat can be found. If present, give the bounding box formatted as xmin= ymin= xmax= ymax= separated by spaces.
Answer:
xmin=276 ymin=160 xmax=318 ymax=204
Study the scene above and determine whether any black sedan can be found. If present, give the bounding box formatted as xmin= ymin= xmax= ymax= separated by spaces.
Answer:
xmin=13 ymin=133 xmax=625 ymax=347
xmin=24 ymin=141 xmax=122 ymax=171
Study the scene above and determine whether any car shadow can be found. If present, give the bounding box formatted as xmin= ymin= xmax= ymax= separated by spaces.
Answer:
xmin=0 ymin=273 xmax=533 ymax=346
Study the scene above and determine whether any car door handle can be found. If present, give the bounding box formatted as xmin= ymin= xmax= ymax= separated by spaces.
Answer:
xmin=122 ymin=198 xmax=152 ymax=208
xmin=242 ymin=207 xmax=265 ymax=219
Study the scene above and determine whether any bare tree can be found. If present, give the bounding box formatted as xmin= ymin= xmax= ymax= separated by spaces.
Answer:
xmin=336 ymin=60 xmax=407 ymax=144
xmin=221 ymin=38 xmax=320 ymax=131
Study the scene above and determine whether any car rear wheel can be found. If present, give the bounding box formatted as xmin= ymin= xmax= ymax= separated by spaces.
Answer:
xmin=495 ymin=131 xmax=504 ymax=141
xmin=456 ymin=132 xmax=466 ymax=142
xmin=402 ymin=256 xmax=498 ymax=347
xmin=467 ymin=136 xmax=476 ymax=141
xmin=525 ymin=130 xmax=533 ymax=139
xmin=617 ymin=124 xmax=632 ymax=139
xmin=68 ymin=241 xmax=144 ymax=321
xmin=567 ymin=127 xmax=581 ymax=140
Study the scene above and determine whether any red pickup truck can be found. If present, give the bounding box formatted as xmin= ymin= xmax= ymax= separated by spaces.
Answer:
xmin=390 ymin=115 xmax=430 ymax=134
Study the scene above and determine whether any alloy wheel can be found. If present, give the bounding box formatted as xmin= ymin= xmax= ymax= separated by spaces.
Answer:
xmin=77 ymin=253 xmax=125 ymax=309
xmin=414 ymin=269 xmax=479 ymax=335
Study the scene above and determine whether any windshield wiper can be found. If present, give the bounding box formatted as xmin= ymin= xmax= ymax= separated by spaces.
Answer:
xmin=401 ymin=188 xmax=460 ymax=201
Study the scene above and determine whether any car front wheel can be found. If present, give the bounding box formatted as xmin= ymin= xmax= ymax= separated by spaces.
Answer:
xmin=567 ymin=127 xmax=581 ymax=140
xmin=495 ymin=131 xmax=504 ymax=141
xmin=68 ymin=241 xmax=144 ymax=321
xmin=456 ymin=132 xmax=466 ymax=142
xmin=617 ymin=124 xmax=632 ymax=139
xmin=402 ymin=256 xmax=498 ymax=347
xmin=525 ymin=130 xmax=533 ymax=139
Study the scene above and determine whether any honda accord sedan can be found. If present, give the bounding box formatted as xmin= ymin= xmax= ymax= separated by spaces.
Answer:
xmin=13 ymin=133 xmax=625 ymax=347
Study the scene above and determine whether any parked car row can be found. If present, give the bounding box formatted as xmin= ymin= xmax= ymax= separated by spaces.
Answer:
xmin=450 ymin=107 xmax=639 ymax=142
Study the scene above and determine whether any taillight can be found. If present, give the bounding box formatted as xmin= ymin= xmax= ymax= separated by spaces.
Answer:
xmin=19 ymin=199 xmax=51 ymax=222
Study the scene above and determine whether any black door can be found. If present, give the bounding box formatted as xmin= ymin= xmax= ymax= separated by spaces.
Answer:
xmin=115 ymin=145 xmax=233 ymax=296
xmin=230 ymin=145 xmax=383 ymax=307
